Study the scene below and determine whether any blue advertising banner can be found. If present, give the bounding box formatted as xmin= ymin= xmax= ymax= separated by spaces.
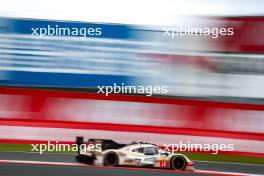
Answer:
xmin=0 ymin=17 xmax=149 ymax=88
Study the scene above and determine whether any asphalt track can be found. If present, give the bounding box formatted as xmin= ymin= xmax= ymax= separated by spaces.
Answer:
xmin=0 ymin=152 xmax=263 ymax=176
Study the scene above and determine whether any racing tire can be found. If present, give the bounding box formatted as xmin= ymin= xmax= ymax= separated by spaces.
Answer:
xmin=103 ymin=152 xmax=119 ymax=166
xmin=170 ymin=156 xmax=186 ymax=170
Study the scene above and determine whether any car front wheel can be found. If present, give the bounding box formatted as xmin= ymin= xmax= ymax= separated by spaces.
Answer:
xmin=170 ymin=156 xmax=186 ymax=170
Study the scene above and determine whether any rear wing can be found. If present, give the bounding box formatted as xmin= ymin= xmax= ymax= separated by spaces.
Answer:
xmin=76 ymin=137 xmax=126 ymax=153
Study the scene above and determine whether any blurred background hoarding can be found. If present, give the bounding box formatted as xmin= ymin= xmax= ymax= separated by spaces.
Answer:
xmin=0 ymin=16 xmax=264 ymax=100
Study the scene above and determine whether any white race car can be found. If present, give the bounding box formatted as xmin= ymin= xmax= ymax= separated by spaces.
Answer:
xmin=75 ymin=137 xmax=194 ymax=171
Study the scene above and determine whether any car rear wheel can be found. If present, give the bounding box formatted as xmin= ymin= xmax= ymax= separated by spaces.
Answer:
xmin=170 ymin=156 xmax=186 ymax=170
xmin=103 ymin=152 xmax=119 ymax=166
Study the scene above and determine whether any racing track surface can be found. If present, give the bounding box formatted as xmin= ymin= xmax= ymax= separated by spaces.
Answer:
xmin=0 ymin=152 xmax=263 ymax=176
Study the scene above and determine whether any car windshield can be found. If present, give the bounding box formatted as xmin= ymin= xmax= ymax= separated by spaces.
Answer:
xmin=144 ymin=147 xmax=159 ymax=155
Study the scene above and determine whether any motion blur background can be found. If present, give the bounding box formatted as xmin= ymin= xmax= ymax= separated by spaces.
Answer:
xmin=0 ymin=0 xmax=264 ymax=164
